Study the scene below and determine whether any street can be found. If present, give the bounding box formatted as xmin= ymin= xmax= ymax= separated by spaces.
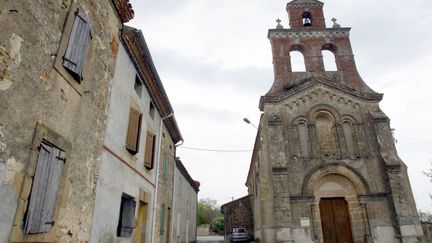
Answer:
xmin=197 ymin=235 xmax=224 ymax=243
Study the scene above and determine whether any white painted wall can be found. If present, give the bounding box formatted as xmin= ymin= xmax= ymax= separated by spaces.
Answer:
xmin=89 ymin=44 xmax=163 ymax=243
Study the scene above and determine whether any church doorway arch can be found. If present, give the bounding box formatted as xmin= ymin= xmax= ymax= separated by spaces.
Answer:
xmin=308 ymin=172 xmax=369 ymax=243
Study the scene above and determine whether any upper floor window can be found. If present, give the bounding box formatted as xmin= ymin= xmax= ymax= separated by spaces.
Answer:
xmin=302 ymin=12 xmax=312 ymax=26
xmin=134 ymin=75 xmax=143 ymax=98
xmin=149 ymin=102 xmax=155 ymax=120
xmin=62 ymin=10 xmax=92 ymax=82
xmin=126 ymin=107 xmax=142 ymax=154
xmin=144 ymin=131 xmax=156 ymax=169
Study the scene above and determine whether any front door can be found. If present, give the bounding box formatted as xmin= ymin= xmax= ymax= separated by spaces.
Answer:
xmin=319 ymin=198 xmax=353 ymax=243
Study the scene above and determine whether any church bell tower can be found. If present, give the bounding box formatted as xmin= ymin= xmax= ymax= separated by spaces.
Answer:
xmin=247 ymin=0 xmax=426 ymax=242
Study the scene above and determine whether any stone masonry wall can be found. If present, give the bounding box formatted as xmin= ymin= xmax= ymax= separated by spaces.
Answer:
xmin=0 ymin=0 xmax=122 ymax=242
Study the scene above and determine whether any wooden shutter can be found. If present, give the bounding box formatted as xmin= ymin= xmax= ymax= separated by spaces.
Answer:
xmin=144 ymin=132 xmax=155 ymax=169
xmin=126 ymin=108 xmax=142 ymax=154
xmin=25 ymin=142 xmax=65 ymax=234
xmin=63 ymin=10 xmax=92 ymax=82
xmin=117 ymin=197 xmax=136 ymax=237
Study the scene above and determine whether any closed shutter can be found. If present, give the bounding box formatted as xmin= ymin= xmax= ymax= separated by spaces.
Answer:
xmin=63 ymin=10 xmax=92 ymax=82
xmin=144 ymin=132 xmax=155 ymax=169
xmin=25 ymin=142 xmax=65 ymax=234
xmin=126 ymin=108 xmax=142 ymax=154
xmin=118 ymin=197 xmax=136 ymax=237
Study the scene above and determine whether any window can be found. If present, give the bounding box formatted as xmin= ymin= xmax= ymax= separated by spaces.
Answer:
xmin=144 ymin=131 xmax=156 ymax=169
xmin=134 ymin=75 xmax=143 ymax=97
xmin=343 ymin=121 xmax=356 ymax=156
xmin=297 ymin=122 xmax=309 ymax=157
xmin=117 ymin=195 xmax=136 ymax=238
xmin=62 ymin=10 xmax=92 ymax=82
xmin=24 ymin=141 xmax=65 ymax=234
xmin=126 ymin=107 xmax=142 ymax=154
xmin=159 ymin=204 xmax=166 ymax=235
xmin=149 ymin=102 xmax=155 ymax=119
xmin=302 ymin=12 xmax=312 ymax=26
xmin=315 ymin=112 xmax=338 ymax=155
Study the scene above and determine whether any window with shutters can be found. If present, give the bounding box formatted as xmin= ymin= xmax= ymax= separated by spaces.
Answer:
xmin=126 ymin=107 xmax=142 ymax=154
xmin=53 ymin=5 xmax=93 ymax=94
xmin=24 ymin=141 xmax=65 ymax=234
xmin=117 ymin=195 xmax=137 ymax=238
xmin=62 ymin=10 xmax=92 ymax=82
xmin=144 ymin=131 xmax=156 ymax=169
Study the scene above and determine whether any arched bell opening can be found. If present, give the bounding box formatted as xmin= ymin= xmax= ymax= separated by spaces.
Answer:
xmin=302 ymin=12 xmax=312 ymax=27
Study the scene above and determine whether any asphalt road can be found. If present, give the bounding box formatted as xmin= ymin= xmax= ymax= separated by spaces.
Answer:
xmin=196 ymin=235 xmax=224 ymax=243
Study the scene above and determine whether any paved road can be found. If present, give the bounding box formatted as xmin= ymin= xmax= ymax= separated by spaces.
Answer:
xmin=197 ymin=235 xmax=224 ymax=243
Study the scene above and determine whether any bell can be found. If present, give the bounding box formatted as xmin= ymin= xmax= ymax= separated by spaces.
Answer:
xmin=303 ymin=18 xmax=312 ymax=26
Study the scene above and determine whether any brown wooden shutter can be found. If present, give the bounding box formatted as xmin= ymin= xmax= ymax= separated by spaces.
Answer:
xmin=126 ymin=108 xmax=142 ymax=154
xmin=144 ymin=132 xmax=155 ymax=169
xmin=25 ymin=142 xmax=65 ymax=234
xmin=63 ymin=10 xmax=92 ymax=82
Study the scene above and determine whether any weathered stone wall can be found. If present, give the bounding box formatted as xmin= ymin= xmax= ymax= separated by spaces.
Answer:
xmin=154 ymin=125 xmax=176 ymax=243
xmin=0 ymin=0 xmax=121 ymax=242
xmin=248 ymin=1 xmax=425 ymax=242
xmin=221 ymin=195 xmax=254 ymax=240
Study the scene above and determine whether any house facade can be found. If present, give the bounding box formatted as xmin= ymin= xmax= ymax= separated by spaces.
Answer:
xmin=0 ymin=0 xmax=194 ymax=242
xmin=171 ymin=159 xmax=199 ymax=243
xmin=89 ymin=25 xmax=182 ymax=243
xmin=246 ymin=0 xmax=425 ymax=242
xmin=0 ymin=0 xmax=132 ymax=242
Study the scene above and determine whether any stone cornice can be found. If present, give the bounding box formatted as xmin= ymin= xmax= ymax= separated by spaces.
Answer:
xmin=259 ymin=78 xmax=383 ymax=110
xmin=286 ymin=0 xmax=324 ymax=8
xmin=268 ymin=28 xmax=351 ymax=39
xmin=112 ymin=0 xmax=134 ymax=23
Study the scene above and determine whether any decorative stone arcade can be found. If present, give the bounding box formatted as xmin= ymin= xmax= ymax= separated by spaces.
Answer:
xmin=246 ymin=0 xmax=426 ymax=242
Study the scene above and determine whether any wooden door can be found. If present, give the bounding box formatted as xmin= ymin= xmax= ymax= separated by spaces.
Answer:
xmin=319 ymin=198 xmax=353 ymax=243
xmin=134 ymin=202 xmax=148 ymax=243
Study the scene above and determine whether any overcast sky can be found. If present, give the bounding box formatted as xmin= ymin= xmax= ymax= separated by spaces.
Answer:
xmin=128 ymin=0 xmax=432 ymax=211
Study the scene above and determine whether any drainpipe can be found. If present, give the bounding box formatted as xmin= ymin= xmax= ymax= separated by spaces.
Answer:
xmin=150 ymin=112 xmax=173 ymax=243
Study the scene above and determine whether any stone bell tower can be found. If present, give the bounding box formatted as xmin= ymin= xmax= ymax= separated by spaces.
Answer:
xmin=246 ymin=0 xmax=425 ymax=242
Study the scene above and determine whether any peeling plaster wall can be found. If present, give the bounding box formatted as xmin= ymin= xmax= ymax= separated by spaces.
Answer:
xmin=0 ymin=0 xmax=122 ymax=242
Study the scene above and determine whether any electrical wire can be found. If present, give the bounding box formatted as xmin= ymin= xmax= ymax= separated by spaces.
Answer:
xmin=177 ymin=146 xmax=252 ymax=153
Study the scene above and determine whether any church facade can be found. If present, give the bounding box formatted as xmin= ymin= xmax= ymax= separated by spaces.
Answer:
xmin=246 ymin=0 xmax=425 ymax=242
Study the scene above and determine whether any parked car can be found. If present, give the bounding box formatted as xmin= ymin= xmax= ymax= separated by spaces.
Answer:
xmin=231 ymin=227 xmax=249 ymax=242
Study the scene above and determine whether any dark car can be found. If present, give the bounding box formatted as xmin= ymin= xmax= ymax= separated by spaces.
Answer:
xmin=231 ymin=227 xmax=249 ymax=242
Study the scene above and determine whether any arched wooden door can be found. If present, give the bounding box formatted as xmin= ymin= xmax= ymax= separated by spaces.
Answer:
xmin=319 ymin=198 xmax=353 ymax=243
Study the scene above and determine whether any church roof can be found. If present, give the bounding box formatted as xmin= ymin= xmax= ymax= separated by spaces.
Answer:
xmin=287 ymin=0 xmax=324 ymax=6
